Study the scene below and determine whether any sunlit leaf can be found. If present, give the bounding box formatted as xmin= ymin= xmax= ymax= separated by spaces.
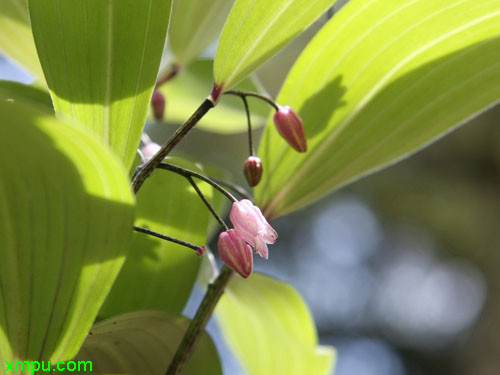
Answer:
xmin=0 ymin=0 xmax=45 ymax=83
xmin=0 ymin=99 xmax=134 ymax=363
xmin=69 ymin=311 xmax=221 ymax=375
xmin=256 ymin=0 xmax=500 ymax=218
xmin=216 ymin=273 xmax=335 ymax=375
xmin=100 ymin=157 xmax=221 ymax=318
xmin=156 ymin=59 xmax=269 ymax=133
xmin=0 ymin=80 xmax=52 ymax=109
xmin=28 ymin=0 xmax=172 ymax=170
xmin=214 ymin=0 xmax=335 ymax=91
xmin=169 ymin=0 xmax=234 ymax=65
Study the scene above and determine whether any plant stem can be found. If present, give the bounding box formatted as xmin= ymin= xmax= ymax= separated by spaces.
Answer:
xmin=186 ymin=176 xmax=229 ymax=231
xmin=241 ymin=96 xmax=254 ymax=156
xmin=212 ymin=178 xmax=253 ymax=201
xmin=166 ymin=266 xmax=234 ymax=375
xmin=155 ymin=63 xmax=180 ymax=88
xmin=132 ymin=98 xmax=214 ymax=193
xmin=157 ymin=162 xmax=237 ymax=203
xmin=224 ymin=90 xmax=279 ymax=111
xmin=133 ymin=226 xmax=203 ymax=252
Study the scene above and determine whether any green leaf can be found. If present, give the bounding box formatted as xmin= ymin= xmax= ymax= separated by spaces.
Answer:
xmin=0 ymin=99 xmax=134 ymax=363
xmin=256 ymin=0 xmax=500 ymax=218
xmin=0 ymin=0 xmax=45 ymax=83
xmin=216 ymin=273 xmax=335 ymax=375
xmin=214 ymin=0 xmax=335 ymax=91
xmin=0 ymin=80 xmax=52 ymax=110
xmin=156 ymin=59 xmax=270 ymax=133
xmin=100 ymin=157 xmax=217 ymax=318
xmin=69 ymin=311 xmax=221 ymax=375
xmin=28 ymin=0 xmax=172 ymax=170
xmin=168 ymin=0 xmax=234 ymax=65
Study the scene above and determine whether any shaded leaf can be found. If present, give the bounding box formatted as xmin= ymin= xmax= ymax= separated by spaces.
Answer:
xmin=169 ymin=0 xmax=234 ymax=65
xmin=100 ymin=157 xmax=218 ymax=318
xmin=0 ymin=80 xmax=52 ymax=109
xmin=214 ymin=0 xmax=335 ymax=90
xmin=28 ymin=0 xmax=172 ymax=169
xmin=216 ymin=273 xmax=335 ymax=375
xmin=69 ymin=311 xmax=221 ymax=375
xmin=0 ymin=0 xmax=45 ymax=83
xmin=0 ymin=99 xmax=134 ymax=364
xmin=256 ymin=0 xmax=500 ymax=218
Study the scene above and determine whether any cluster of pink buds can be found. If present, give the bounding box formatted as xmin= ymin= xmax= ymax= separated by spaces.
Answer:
xmin=217 ymin=199 xmax=277 ymax=278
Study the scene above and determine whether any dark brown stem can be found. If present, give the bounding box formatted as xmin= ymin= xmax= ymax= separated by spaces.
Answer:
xmin=157 ymin=162 xmax=238 ymax=203
xmin=185 ymin=176 xmax=229 ymax=231
xmin=212 ymin=178 xmax=253 ymax=201
xmin=166 ymin=266 xmax=234 ymax=375
xmin=133 ymin=226 xmax=203 ymax=252
xmin=241 ymin=96 xmax=254 ymax=156
xmin=131 ymin=98 xmax=214 ymax=193
xmin=224 ymin=90 xmax=279 ymax=111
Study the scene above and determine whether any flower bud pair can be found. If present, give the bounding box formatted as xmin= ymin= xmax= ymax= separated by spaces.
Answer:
xmin=217 ymin=200 xmax=277 ymax=278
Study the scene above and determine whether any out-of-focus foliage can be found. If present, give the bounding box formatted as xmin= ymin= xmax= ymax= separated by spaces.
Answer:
xmin=28 ymin=0 xmax=172 ymax=170
xmin=216 ymin=273 xmax=336 ymax=375
xmin=0 ymin=98 xmax=134 ymax=363
xmin=256 ymin=0 xmax=500 ymax=218
xmin=168 ymin=0 xmax=234 ymax=65
xmin=69 ymin=311 xmax=221 ymax=375
xmin=0 ymin=0 xmax=45 ymax=83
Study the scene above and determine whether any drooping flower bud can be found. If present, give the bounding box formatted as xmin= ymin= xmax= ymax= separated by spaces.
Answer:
xmin=218 ymin=229 xmax=253 ymax=278
xmin=140 ymin=141 xmax=161 ymax=163
xmin=230 ymin=199 xmax=277 ymax=260
xmin=273 ymin=105 xmax=307 ymax=153
xmin=196 ymin=246 xmax=207 ymax=257
xmin=151 ymin=90 xmax=166 ymax=121
xmin=243 ymin=156 xmax=263 ymax=187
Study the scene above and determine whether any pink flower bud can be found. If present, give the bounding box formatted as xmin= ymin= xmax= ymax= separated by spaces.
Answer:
xmin=273 ymin=105 xmax=307 ymax=153
xmin=196 ymin=246 xmax=207 ymax=257
xmin=229 ymin=199 xmax=277 ymax=259
xmin=218 ymin=229 xmax=253 ymax=278
xmin=243 ymin=156 xmax=263 ymax=187
xmin=151 ymin=90 xmax=165 ymax=121
xmin=140 ymin=141 xmax=161 ymax=162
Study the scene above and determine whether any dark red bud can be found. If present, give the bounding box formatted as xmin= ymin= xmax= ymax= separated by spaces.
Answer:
xmin=243 ymin=156 xmax=263 ymax=187
xmin=273 ymin=105 xmax=307 ymax=152
xmin=151 ymin=90 xmax=165 ymax=121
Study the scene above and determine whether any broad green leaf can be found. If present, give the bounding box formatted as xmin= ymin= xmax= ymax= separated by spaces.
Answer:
xmin=216 ymin=273 xmax=335 ymax=375
xmin=214 ymin=0 xmax=335 ymax=91
xmin=0 ymin=0 xmax=45 ymax=83
xmin=0 ymin=100 xmax=134 ymax=365
xmin=100 ymin=157 xmax=218 ymax=318
xmin=28 ymin=0 xmax=172 ymax=170
xmin=168 ymin=0 xmax=234 ymax=65
xmin=69 ymin=311 xmax=221 ymax=375
xmin=256 ymin=0 xmax=500 ymax=218
xmin=156 ymin=59 xmax=269 ymax=133
xmin=0 ymin=80 xmax=52 ymax=109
